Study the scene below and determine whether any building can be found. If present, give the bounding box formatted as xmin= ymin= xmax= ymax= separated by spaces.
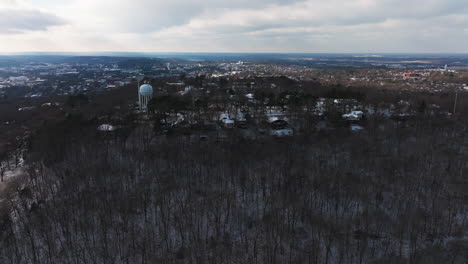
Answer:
xmin=266 ymin=113 xmax=289 ymax=129
xmin=403 ymin=72 xmax=421 ymax=78
xmin=219 ymin=112 xmax=235 ymax=128
xmin=342 ymin=111 xmax=364 ymax=121
xmin=139 ymin=83 xmax=153 ymax=110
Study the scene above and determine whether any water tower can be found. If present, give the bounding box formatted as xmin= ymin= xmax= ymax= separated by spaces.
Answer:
xmin=139 ymin=82 xmax=153 ymax=110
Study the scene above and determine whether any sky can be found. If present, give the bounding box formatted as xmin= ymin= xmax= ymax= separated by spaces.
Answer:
xmin=0 ymin=0 xmax=467 ymax=53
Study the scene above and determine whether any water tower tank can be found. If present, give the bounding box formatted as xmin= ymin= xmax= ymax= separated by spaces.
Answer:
xmin=139 ymin=84 xmax=153 ymax=96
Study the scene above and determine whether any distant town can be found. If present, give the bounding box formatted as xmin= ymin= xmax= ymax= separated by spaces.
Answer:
xmin=1 ymin=54 xmax=467 ymax=137
xmin=1 ymin=54 xmax=467 ymax=100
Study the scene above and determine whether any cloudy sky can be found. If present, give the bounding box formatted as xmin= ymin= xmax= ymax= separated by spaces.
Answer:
xmin=0 ymin=0 xmax=467 ymax=53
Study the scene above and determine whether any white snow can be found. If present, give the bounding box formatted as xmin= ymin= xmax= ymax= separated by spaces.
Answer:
xmin=350 ymin=124 xmax=364 ymax=132
xmin=18 ymin=106 xmax=36 ymax=111
xmin=0 ymin=167 xmax=25 ymax=195
xmin=245 ymin=93 xmax=254 ymax=99
xmin=97 ymin=124 xmax=117 ymax=132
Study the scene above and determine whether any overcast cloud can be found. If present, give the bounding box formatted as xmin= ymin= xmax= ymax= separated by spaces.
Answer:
xmin=0 ymin=8 xmax=64 ymax=34
xmin=0 ymin=0 xmax=467 ymax=52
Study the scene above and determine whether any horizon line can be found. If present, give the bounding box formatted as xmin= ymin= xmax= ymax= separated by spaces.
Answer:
xmin=1 ymin=51 xmax=468 ymax=56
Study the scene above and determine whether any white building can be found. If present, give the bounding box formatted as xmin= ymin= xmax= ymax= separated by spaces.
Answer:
xmin=342 ymin=111 xmax=364 ymax=121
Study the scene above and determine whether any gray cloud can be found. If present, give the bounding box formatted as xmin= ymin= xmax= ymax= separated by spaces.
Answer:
xmin=73 ymin=0 xmax=304 ymax=33
xmin=0 ymin=8 xmax=65 ymax=34
xmin=151 ymin=0 xmax=468 ymax=40
xmin=1 ymin=0 xmax=468 ymax=52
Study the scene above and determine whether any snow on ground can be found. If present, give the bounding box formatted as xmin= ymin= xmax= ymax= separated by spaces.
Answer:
xmin=0 ymin=167 xmax=26 ymax=195
xmin=97 ymin=124 xmax=117 ymax=132
xmin=350 ymin=124 xmax=364 ymax=132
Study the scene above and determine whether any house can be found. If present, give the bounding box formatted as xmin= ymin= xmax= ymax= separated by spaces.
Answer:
xmin=403 ymin=72 xmax=421 ymax=78
xmin=236 ymin=112 xmax=248 ymax=128
xmin=270 ymin=119 xmax=288 ymax=129
xmin=219 ymin=112 xmax=235 ymax=128
xmin=342 ymin=111 xmax=364 ymax=121
xmin=221 ymin=119 xmax=235 ymax=128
